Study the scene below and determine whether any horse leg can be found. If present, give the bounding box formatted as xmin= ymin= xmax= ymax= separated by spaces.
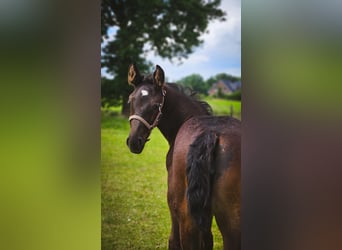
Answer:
xmin=213 ymin=166 xmax=241 ymax=250
xmin=168 ymin=193 xmax=207 ymax=249
xmin=178 ymin=199 xmax=214 ymax=250
xmin=168 ymin=215 xmax=180 ymax=249
xmin=168 ymin=139 xmax=213 ymax=249
xmin=179 ymin=209 xmax=201 ymax=250
xmin=167 ymin=190 xmax=181 ymax=249
xmin=178 ymin=220 xmax=213 ymax=250
xmin=215 ymin=212 xmax=240 ymax=250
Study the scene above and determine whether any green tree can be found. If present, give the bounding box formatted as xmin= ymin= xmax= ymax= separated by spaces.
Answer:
xmin=176 ymin=74 xmax=209 ymax=95
xmin=101 ymin=77 xmax=121 ymax=107
xmin=101 ymin=0 xmax=226 ymax=115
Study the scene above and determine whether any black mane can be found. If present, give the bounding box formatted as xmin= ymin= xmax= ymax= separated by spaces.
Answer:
xmin=141 ymin=73 xmax=213 ymax=116
xmin=166 ymin=83 xmax=213 ymax=116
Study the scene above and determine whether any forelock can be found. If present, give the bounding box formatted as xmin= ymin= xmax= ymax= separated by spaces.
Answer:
xmin=141 ymin=74 xmax=153 ymax=84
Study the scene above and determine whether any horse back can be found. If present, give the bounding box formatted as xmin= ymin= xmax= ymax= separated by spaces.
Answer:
xmin=175 ymin=115 xmax=241 ymax=172
xmin=171 ymin=115 xmax=241 ymax=224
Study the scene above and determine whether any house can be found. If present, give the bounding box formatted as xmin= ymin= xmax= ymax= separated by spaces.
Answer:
xmin=208 ymin=79 xmax=241 ymax=96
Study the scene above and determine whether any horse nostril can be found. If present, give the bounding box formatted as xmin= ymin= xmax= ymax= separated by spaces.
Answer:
xmin=137 ymin=137 xmax=143 ymax=147
xmin=127 ymin=136 xmax=145 ymax=153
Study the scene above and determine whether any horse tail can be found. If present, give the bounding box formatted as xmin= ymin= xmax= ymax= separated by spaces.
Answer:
xmin=186 ymin=130 xmax=218 ymax=231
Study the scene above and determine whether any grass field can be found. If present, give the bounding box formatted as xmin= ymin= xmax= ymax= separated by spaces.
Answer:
xmin=102 ymin=97 xmax=241 ymax=118
xmin=101 ymin=98 xmax=240 ymax=249
xmin=203 ymin=97 xmax=241 ymax=118
xmin=102 ymin=116 xmax=170 ymax=249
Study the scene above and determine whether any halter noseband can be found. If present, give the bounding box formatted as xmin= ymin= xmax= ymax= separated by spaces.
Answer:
xmin=128 ymin=88 xmax=166 ymax=130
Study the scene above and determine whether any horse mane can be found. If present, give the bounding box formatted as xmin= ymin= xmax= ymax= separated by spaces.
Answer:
xmin=141 ymin=74 xmax=213 ymax=116
xmin=166 ymin=83 xmax=213 ymax=115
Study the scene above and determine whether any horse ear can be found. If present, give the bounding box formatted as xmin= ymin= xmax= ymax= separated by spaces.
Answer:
xmin=153 ymin=65 xmax=165 ymax=87
xmin=128 ymin=63 xmax=142 ymax=87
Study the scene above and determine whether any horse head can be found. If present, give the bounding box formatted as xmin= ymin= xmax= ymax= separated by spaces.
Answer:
xmin=126 ymin=64 xmax=166 ymax=154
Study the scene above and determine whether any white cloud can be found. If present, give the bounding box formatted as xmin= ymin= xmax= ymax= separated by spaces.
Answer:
xmin=182 ymin=54 xmax=210 ymax=64
xmin=146 ymin=0 xmax=241 ymax=81
xmin=101 ymin=0 xmax=241 ymax=81
xmin=202 ymin=1 xmax=241 ymax=49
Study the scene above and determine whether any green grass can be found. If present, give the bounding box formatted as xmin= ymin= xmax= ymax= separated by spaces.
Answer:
xmin=204 ymin=97 xmax=241 ymax=118
xmin=101 ymin=98 xmax=240 ymax=249
xmin=102 ymin=116 xmax=225 ymax=249
xmin=102 ymin=117 xmax=170 ymax=249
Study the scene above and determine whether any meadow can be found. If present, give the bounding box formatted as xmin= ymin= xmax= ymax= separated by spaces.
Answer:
xmin=101 ymin=98 xmax=240 ymax=249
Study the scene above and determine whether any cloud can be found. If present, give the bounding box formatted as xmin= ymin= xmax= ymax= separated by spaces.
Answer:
xmin=199 ymin=0 xmax=241 ymax=61
xmin=202 ymin=1 xmax=241 ymax=49
xmin=147 ymin=0 xmax=241 ymax=81
xmin=181 ymin=54 xmax=210 ymax=64
xmin=101 ymin=0 xmax=241 ymax=81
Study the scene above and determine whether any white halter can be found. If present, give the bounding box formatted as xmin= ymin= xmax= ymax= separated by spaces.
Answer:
xmin=128 ymin=88 xmax=166 ymax=130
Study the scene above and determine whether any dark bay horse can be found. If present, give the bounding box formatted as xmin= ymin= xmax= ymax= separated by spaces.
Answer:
xmin=126 ymin=64 xmax=241 ymax=250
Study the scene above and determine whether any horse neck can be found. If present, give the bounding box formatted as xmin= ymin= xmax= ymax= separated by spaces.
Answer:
xmin=157 ymin=84 xmax=208 ymax=145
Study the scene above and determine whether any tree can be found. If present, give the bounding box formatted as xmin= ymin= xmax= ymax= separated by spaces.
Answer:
xmin=176 ymin=74 xmax=209 ymax=95
xmin=101 ymin=77 xmax=121 ymax=107
xmin=101 ymin=0 xmax=226 ymax=115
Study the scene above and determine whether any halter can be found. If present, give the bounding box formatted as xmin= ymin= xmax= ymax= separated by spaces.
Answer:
xmin=128 ymin=88 xmax=166 ymax=130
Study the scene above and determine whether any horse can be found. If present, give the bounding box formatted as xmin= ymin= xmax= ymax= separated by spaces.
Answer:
xmin=126 ymin=64 xmax=241 ymax=250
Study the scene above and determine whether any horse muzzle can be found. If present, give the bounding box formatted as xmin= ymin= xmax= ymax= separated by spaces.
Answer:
xmin=126 ymin=136 xmax=149 ymax=154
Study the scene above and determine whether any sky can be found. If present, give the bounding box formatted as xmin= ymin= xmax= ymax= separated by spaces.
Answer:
xmin=102 ymin=0 xmax=241 ymax=82
xmin=146 ymin=0 xmax=241 ymax=82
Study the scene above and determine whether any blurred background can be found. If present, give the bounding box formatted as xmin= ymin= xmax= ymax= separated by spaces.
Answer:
xmin=0 ymin=0 xmax=100 ymax=249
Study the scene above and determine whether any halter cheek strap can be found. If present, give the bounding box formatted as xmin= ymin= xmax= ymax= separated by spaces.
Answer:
xmin=128 ymin=88 xmax=166 ymax=131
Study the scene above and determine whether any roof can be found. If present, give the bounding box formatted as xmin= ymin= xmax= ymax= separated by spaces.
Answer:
xmin=220 ymin=79 xmax=241 ymax=92
xmin=207 ymin=79 xmax=242 ymax=96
